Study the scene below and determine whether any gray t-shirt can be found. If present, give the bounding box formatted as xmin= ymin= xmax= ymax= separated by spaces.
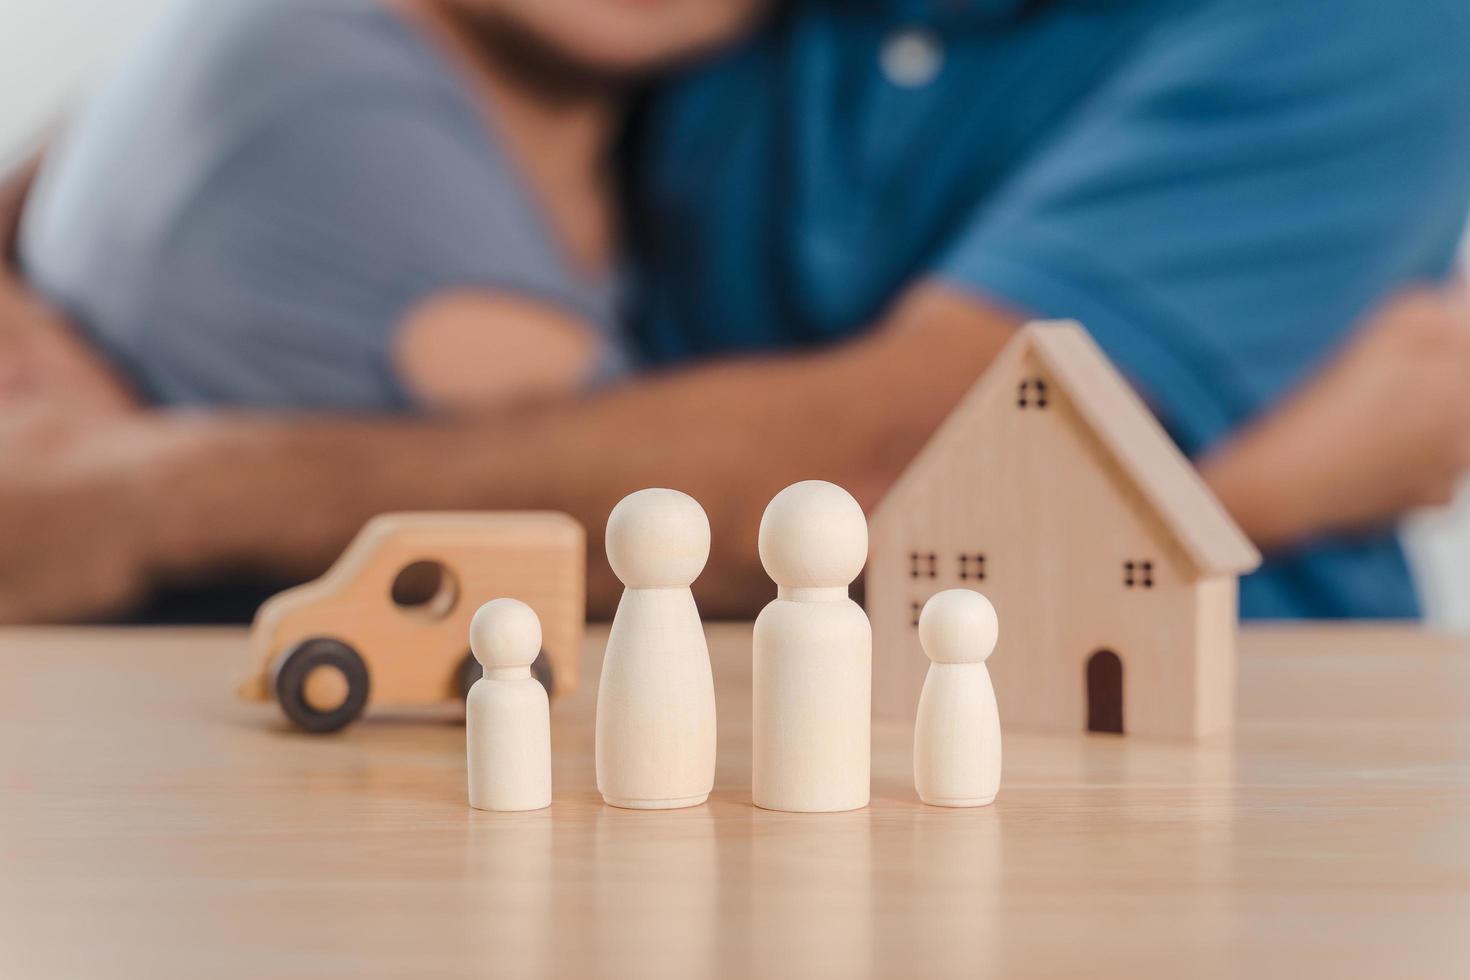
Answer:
xmin=19 ymin=0 xmax=620 ymax=410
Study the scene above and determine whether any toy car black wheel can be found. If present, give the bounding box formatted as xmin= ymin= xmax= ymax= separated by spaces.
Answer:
xmin=458 ymin=649 xmax=554 ymax=699
xmin=274 ymin=637 xmax=371 ymax=734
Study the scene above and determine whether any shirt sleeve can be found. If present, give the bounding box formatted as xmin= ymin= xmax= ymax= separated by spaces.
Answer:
xmin=140 ymin=91 xmax=600 ymax=410
xmin=936 ymin=0 xmax=1470 ymax=455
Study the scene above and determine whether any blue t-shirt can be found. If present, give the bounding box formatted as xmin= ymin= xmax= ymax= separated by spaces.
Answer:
xmin=628 ymin=0 xmax=1470 ymax=619
xmin=20 ymin=0 xmax=619 ymax=410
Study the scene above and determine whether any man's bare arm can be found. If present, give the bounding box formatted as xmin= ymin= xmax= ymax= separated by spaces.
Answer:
xmin=1197 ymin=285 xmax=1470 ymax=551
xmin=6 ymin=279 xmax=1468 ymax=624
xmin=153 ymin=280 xmax=1467 ymax=612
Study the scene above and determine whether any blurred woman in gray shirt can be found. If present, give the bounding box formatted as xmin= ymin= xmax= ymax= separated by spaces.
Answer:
xmin=18 ymin=0 xmax=762 ymax=411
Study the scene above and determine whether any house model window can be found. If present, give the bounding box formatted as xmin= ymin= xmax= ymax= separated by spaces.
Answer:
xmin=908 ymin=552 xmax=938 ymax=579
xmin=1123 ymin=560 xmax=1155 ymax=589
xmin=958 ymin=553 xmax=986 ymax=581
xmin=1017 ymin=378 xmax=1049 ymax=409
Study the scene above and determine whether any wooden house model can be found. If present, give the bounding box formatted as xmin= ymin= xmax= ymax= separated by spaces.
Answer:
xmin=867 ymin=321 xmax=1260 ymax=738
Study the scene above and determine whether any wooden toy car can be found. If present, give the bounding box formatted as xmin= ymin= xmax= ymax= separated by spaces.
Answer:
xmin=237 ymin=512 xmax=585 ymax=733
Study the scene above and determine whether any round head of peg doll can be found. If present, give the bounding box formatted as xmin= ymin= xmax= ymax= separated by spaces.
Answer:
xmin=918 ymin=589 xmax=998 ymax=664
xmin=605 ymin=488 xmax=711 ymax=588
xmin=469 ymin=598 xmax=543 ymax=671
xmin=757 ymin=480 xmax=868 ymax=590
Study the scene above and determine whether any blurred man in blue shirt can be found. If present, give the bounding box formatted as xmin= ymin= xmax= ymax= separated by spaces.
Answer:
xmin=623 ymin=0 xmax=1470 ymax=618
xmin=2 ymin=0 xmax=1469 ymax=622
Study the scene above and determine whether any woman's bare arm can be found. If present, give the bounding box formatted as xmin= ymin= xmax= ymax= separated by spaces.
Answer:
xmin=0 ymin=284 xmax=1016 ymax=622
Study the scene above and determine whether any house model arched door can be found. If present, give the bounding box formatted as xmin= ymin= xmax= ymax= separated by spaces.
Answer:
xmin=1086 ymin=649 xmax=1124 ymax=734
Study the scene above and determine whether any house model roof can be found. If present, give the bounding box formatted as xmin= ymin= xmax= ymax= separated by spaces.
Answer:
xmin=881 ymin=320 xmax=1261 ymax=578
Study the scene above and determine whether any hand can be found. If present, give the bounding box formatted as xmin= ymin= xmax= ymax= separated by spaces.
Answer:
xmin=0 ymin=410 xmax=191 ymax=624
xmin=0 ymin=269 xmax=139 ymax=415
xmin=1202 ymin=285 xmax=1470 ymax=548
xmin=0 ymin=147 xmax=131 ymax=415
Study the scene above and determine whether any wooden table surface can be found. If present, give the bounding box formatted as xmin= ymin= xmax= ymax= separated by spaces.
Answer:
xmin=1 ymin=624 xmax=1468 ymax=980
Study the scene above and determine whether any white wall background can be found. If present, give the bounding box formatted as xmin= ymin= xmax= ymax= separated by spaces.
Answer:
xmin=1405 ymin=490 xmax=1470 ymax=625
xmin=5 ymin=0 xmax=1470 ymax=621
xmin=1 ymin=0 xmax=175 ymax=166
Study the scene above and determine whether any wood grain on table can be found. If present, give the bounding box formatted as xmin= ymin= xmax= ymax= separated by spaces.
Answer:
xmin=1 ymin=624 xmax=1468 ymax=980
